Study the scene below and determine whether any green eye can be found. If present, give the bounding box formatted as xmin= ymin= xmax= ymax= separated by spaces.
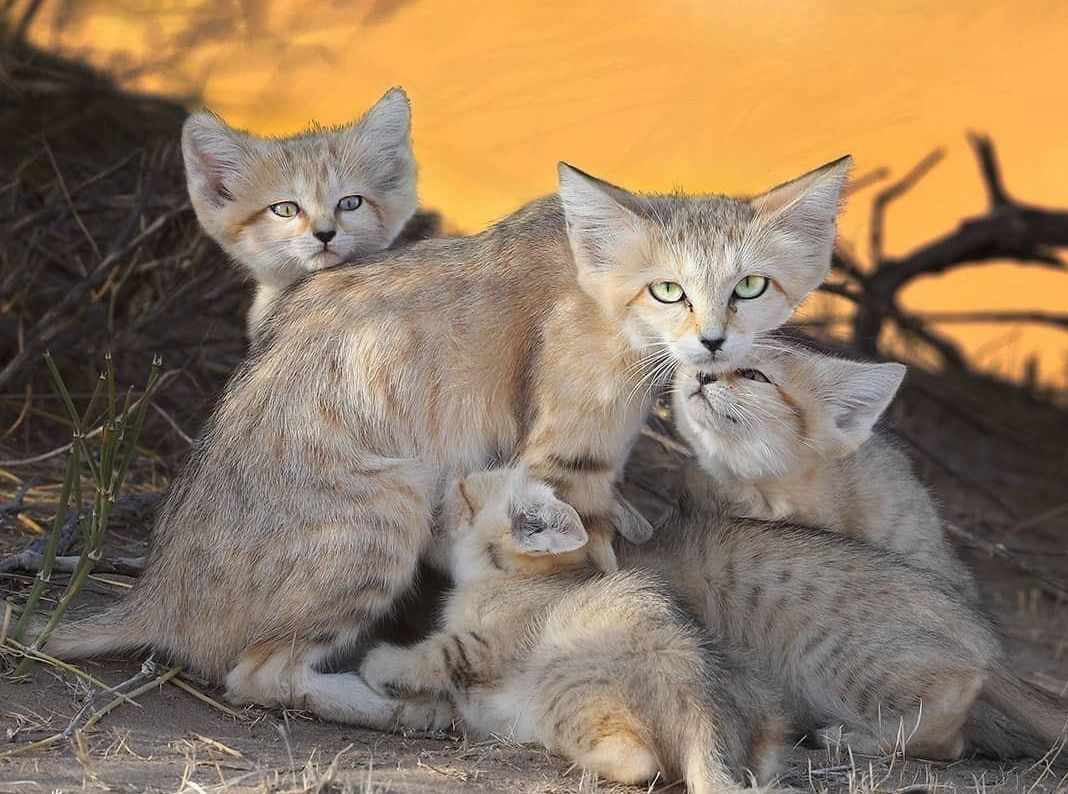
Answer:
xmin=337 ymin=194 xmax=364 ymax=212
xmin=733 ymin=275 xmax=768 ymax=300
xmin=649 ymin=281 xmax=685 ymax=303
xmin=269 ymin=201 xmax=299 ymax=218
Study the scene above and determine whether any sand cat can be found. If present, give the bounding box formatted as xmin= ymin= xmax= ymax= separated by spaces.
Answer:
xmin=362 ymin=467 xmax=786 ymax=793
xmin=182 ymin=88 xmax=419 ymax=337
xmin=37 ymin=157 xmax=849 ymax=729
xmin=672 ymin=340 xmax=977 ymax=600
xmin=618 ymin=462 xmax=1066 ymax=760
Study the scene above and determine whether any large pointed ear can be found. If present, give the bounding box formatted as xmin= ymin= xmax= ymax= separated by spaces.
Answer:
xmin=557 ymin=163 xmax=645 ymax=273
xmin=343 ymin=87 xmax=415 ymax=188
xmin=813 ymin=358 xmax=906 ymax=453
xmin=181 ymin=112 xmax=253 ymax=209
xmin=510 ymin=497 xmax=587 ymax=556
xmin=749 ymin=156 xmax=851 ymax=295
xmin=750 ymin=155 xmax=852 ymax=223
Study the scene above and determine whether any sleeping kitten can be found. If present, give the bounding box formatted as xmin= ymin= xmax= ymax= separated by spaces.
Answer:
xmin=362 ymin=467 xmax=786 ymax=792
xmin=617 ymin=462 xmax=1066 ymax=760
xmin=182 ymin=88 xmax=418 ymax=337
xmin=673 ymin=341 xmax=978 ymax=600
xmin=38 ymin=157 xmax=849 ymax=729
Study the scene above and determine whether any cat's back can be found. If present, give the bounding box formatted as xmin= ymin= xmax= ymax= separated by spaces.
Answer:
xmin=834 ymin=431 xmax=940 ymax=534
xmin=281 ymin=194 xmax=572 ymax=324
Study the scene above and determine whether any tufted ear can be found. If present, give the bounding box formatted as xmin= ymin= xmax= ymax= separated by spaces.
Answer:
xmin=750 ymin=155 xmax=852 ymax=224
xmin=509 ymin=499 xmax=587 ymax=555
xmin=749 ymin=156 xmax=852 ymax=296
xmin=182 ymin=112 xmax=253 ymax=210
xmin=812 ymin=357 xmax=906 ymax=453
xmin=340 ymin=87 xmax=415 ymax=192
xmin=557 ymin=162 xmax=646 ymax=274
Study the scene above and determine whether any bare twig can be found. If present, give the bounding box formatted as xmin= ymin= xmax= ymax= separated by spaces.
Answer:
xmin=919 ymin=310 xmax=1068 ymax=330
xmin=969 ymin=131 xmax=1011 ymax=209
xmin=869 ymin=148 xmax=945 ymax=265
xmin=944 ymin=522 xmax=1068 ymax=601
xmin=0 ymin=209 xmax=181 ymax=392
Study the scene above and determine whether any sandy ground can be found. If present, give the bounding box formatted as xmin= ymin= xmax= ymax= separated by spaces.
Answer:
xmin=3 ymin=352 xmax=1068 ymax=794
xmin=3 ymin=454 xmax=1067 ymax=792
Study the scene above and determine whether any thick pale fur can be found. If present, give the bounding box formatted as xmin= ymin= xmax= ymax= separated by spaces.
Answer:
xmin=182 ymin=88 xmax=418 ymax=336
xmin=363 ymin=468 xmax=786 ymax=793
xmin=619 ymin=463 xmax=1066 ymax=760
xmin=37 ymin=159 xmax=847 ymax=728
xmin=673 ymin=340 xmax=978 ymax=601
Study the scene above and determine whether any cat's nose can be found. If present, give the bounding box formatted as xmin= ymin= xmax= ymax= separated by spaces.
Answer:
xmin=700 ymin=336 xmax=725 ymax=353
xmin=697 ymin=371 xmax=718 ymax=386
xmin=314 ymin=229 xmax=337 ymax=244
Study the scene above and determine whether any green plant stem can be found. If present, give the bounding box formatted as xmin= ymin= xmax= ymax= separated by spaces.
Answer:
xmin=8 ymin=443 xmax=79 ymax=645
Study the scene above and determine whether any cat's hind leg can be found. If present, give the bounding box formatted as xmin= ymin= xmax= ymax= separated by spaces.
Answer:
xmin=226 ymin=637 xmax=452 ymax=731
xmin=543 ymin=700 xmax=660 ymax=785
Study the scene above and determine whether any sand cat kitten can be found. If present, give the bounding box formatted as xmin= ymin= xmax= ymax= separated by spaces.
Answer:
xmin=617 ymin=462 xmax=1065 ymax=760
xmin=182 ymin=88 xmax=418 ymax=337
xmin=362 ymin=467 xmax=785 ymax=793
xmin=673 ymin=341 xmax=977 ymax=600
xmin=38 ymin=158 xmax=848 ymax=729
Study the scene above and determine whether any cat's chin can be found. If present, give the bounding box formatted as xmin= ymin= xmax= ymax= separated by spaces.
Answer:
xmin=306 ymin=250 xmax=344 ymax=268
xmin=685 ymin=392 xmax=735 ymax=432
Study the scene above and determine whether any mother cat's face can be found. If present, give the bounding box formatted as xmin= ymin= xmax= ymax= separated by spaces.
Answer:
xmin=558 ymin=158 xmax=851 ymax=374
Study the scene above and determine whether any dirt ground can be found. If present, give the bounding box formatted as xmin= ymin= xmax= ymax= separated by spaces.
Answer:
xmin=4 ymin=392 xmax=1068 ymax=794
xmin=1 ymin=543 xmax=1067 ymax=793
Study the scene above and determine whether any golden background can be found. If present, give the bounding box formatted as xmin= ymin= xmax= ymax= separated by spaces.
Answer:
xmin=29 ymin=0 xmax=1068 ymax=384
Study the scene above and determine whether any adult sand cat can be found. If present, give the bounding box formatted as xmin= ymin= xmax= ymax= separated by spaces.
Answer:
xmin=182 ymin=88 xmax=418 ymax=337
xmin=362 ymin=467 xmax=786 ymax=793
xmin=618 ymin=463 xmax=1066 ymax=760
xmin=673 ymin=340 xmax=978 ymax=599
xmin=38 ymin=157 xmax=849 ymax=729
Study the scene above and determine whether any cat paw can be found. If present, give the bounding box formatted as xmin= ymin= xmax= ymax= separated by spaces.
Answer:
xmin=394 ymin=696 xmax=455 ymax=732
xmin=814 ymin=724 xmax=884 ymax=756
xmin=360 ymin=643 xmax=409 ymax=698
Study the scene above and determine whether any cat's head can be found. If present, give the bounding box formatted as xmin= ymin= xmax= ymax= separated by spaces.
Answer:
xmin=557 ymin=158 xmax=850 ymax=374
xmin=674 ymin=342 xmax=906 ymax=478
xmin=182 ymin=88 xmax=417 ymax=288
xmin=438 ymin=467 xmax=591 ymax=582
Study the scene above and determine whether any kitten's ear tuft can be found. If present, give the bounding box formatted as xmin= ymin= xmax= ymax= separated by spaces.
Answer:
xmin=343 ymin=88 xmax=416 ymax=205
xmin=509 ymin=499 xmax=587 ymax=556
xmin=751 ymin=155 xmax=852 ymax=220
xmin=181 ymin=112 xmax=249 ymax=209
xmin=353 ymin=87 xmax=412 ymax=141
xmin=557 ymin=163 xmax=644 ymax=273
xmin=818 ymin=359 xmax=906 ymax=453
xmin=748 ymin=156 xmax=852 ymax=298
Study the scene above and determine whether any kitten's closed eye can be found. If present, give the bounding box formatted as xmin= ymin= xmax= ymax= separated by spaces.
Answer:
xmin=737 ymin=368 xmax=771 ymax=384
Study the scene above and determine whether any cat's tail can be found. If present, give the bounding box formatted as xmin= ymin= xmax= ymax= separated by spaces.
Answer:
xmin=25 ymin=599 xmax=152 ymax=660
xmin=974 ymin=665 xmax=1068 ymax=760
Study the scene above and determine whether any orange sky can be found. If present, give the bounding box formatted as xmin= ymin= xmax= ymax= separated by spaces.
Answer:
xmin=29 ymin=0 xmax=1068 ymax=385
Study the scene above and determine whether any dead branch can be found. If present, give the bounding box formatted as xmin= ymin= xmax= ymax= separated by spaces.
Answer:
xmin=869 ymin=148 xmax=945 ymax=264
xmin=919 ymin=310 xmax=1068 ymax=330
xmin=840 ymin=135 xmax=1068 ymax=360
xmin=944 ymin=522 xmax=1068 ymax=602
xmin=0 ymin=492 xmax=158 ymax=573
